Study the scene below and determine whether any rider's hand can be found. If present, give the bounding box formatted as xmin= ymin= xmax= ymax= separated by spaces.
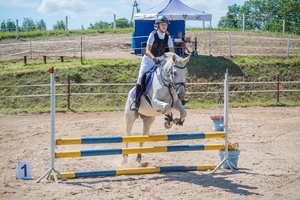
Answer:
xmin=153 ymin=58 xmax=161 ymax=65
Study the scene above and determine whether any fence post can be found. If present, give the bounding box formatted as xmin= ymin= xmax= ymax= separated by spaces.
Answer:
xmin=276 ymin=74 xmax=280 ymax=103
xmin=113 ymin=14 xmax=116 ymax=33
xmin=282 ymin=20 xmax=285 ymax=35
xmin=286 ymin=38 xmax=290 ymax=57
xmin=242 ymin=14 xmax=245 ymax=32
xmin=65 ymin=16 xmax=69 ymax=36
xmin=67 ymin=75 xmax=71 ymax=109
xmin=80 ymin=37 xmax=83 ymax=64
xmin=16 ymin=19 xmax=19 ymax=40
xmin=43 ymin=56 xmax=47 ymax=64
xmin=30 ymin=37 xmax=32 ymax=59
xmin=229 ymin=34 xmax=232 ymax=57
xmin=202 ymin=21 xmax=204 ymax=30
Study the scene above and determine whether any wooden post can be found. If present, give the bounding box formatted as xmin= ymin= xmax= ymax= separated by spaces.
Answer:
xmin=276 ymin=74 xmax=280 ymax=102
xmin=229 ymin=34 xmax=232 ymax=57
xmin=65 ymin=16 xmax=69 ymax=36
xmin=16 ymin=19 xmax=19 ymax=39
xmin=67 ymin=75 xmax=71 ymax=109
xmin=242 ymin=14 xmax=245 ymax=32
xmin=80 ymin=37 xmax=83 ymax=64
xmin=43 ymin=56 xmax=47 ymax=64
xmin=286 ymin=38 xmax=290 ymax=57
xmin=60 ymin=56 xmax=64 ymax=62
xmin=24 ymin=56 xmax=27 ymax=65
xmin=113 ymin=14 xmax=116 ymax=33
xmin=282 ymin=20 xmax=285 ymax=35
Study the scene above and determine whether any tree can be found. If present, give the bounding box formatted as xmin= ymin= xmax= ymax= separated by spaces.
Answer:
xmin=277 ymin=0 xmax=300 ymax=34
xmin=88 ymin=21 xmax=111 ymax=29
xmin=115 ymin=18 xmax=130 ymax=28
xmin=1 ymin=20 xmax=6 ymax=31
xmin=53 ymin=20 xmax=65 ymax=30
xmin=218 ymin=4 xmax=241 ymax=29
xmin=219 ymin=0 xmax=300 ymax=34
xmin=3 ymin=19 xmax=16 ymax=31
xmin=22 ymin=17 xmax=36 ymax=31
xmin=37 ymin=19 xmax=47 ymax=30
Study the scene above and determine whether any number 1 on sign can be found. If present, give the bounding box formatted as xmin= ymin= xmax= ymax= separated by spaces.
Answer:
xmin=16 ymin=161 xmax=32 ymax=180
xmin=21 ymin=164 xmax=27 ymax=177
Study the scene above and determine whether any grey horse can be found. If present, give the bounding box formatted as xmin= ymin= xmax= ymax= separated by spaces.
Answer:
xmin=122 ymin=53 xmax=190 ymax=165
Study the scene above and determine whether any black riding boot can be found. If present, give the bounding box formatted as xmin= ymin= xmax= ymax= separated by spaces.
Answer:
xmin=130 ymin=84 xmax=142 ymax=111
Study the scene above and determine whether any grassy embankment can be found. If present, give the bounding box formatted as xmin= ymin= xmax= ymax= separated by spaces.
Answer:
xmin=0 ymin=55 xmax=300 ymax=114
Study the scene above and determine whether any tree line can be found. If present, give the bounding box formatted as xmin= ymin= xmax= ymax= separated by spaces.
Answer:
xmin=218 ymin=0 xmax=300 ymax=34
xmin=0 ymin=17 xmax=131 ymax=31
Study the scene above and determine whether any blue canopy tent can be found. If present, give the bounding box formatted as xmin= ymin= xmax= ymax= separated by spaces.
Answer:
xmin=132 ymin=0 xmax=212 ymax=54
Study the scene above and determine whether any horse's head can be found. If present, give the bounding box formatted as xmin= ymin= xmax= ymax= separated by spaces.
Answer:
xmin=164 ymin=53 xmax=190 ymax=100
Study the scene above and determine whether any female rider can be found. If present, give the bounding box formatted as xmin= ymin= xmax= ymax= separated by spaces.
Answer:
xmin=130 ymin=16 xmax=174 ymax=111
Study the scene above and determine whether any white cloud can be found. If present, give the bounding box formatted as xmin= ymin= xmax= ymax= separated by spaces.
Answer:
xmin=0 ymin=0 xmax=39 ymax=8
xmin=37 ymin=0 xmax=92 ymax=17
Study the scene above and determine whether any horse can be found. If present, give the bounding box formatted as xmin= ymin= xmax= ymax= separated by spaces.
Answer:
xmin=122 ymin=53 xmax=190 ymax=165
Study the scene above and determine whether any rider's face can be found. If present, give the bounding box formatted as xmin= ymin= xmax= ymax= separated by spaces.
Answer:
xmin=159 ymin=23 xmax=168 ymax=32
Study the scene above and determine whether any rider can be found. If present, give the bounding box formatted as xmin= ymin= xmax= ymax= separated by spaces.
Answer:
xmin=130 ymin=15 xmax=175 ymax=111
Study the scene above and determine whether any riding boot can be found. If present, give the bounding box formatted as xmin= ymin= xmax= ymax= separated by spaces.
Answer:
xmin=181 ymin=98 xmax=189 ymax=105
xmin=130 ymin=84 xmax=142 ymax=111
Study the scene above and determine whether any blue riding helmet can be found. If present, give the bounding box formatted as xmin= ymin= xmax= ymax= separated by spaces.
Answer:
xmin=155 ymin=16 xmax=170 ymax=24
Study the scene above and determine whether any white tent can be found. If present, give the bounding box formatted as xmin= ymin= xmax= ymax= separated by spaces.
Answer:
xmin=134 ymin=0 xmax=212 ymax=22
xmin=132 ymin=0 xmax=212 ymax=55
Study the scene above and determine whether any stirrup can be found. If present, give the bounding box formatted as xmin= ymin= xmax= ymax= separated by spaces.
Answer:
xmin=130 ymin=101 xmax=139 ymax=111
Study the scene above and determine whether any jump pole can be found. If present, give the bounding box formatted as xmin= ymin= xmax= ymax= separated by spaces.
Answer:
xmin=51 ymin=164 xmax=217 ymax=179
xmin=36 ymin=67 xmax=67 ymax=184
xmin=56 ymin=132 xmax=225 ymax=145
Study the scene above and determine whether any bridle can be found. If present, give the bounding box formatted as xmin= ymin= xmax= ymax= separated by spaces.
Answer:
xmin=156 ymin=61 xmax=187 ymax=107
xmin=158 ymin=62 xmax=186 ymax=92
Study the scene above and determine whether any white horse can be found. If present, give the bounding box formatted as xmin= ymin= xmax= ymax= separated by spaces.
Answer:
xmin=122 ymin=53 xmax=190 ymax=164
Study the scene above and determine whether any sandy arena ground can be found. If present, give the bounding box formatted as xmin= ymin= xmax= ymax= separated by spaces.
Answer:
xmin=0 ymin=106 xmax=300 ymax=199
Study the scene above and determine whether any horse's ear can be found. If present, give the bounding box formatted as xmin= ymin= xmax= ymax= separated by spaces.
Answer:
xmin=172 ymin=53 xmax=177 ymax=62
xmin=183 ymin=55 xmax=191 ymax=64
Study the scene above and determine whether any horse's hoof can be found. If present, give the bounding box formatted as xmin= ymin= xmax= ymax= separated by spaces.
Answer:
xmin=164 ymin=121 xmax=173 ymax=129
xmin=174 ymin=118 xmax=184 ymax=126
xmin=136 ymin=162 xmax=151 ymax=167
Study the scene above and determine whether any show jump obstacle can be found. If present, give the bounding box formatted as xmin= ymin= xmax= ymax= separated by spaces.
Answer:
xmin=36 ymin=68 xmax=234 ymax=184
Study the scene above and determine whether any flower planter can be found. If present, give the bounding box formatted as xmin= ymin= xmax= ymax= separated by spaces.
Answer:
xmin=218 ymin=150 xmax=240 ymax=169
xmin=213 ymin=120 xmax=224 ymax=131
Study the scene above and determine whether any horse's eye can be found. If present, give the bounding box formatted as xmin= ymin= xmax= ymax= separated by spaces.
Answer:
xmin=173 ymin=71 xmax=177 ymax=76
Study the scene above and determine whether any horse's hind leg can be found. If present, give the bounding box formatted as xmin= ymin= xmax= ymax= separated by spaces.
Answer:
xmin=137 ymin=115 xmax=155 ymax=163
xmin=122 ymin=108 xmax=139 ymax=165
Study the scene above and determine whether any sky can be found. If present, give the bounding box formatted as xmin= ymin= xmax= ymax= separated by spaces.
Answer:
xmin=0 ymin=0 xmax=246 ymax=30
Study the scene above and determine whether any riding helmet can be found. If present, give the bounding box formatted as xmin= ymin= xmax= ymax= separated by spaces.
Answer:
xmin=155 ymin=16 xmax=170 ymax=24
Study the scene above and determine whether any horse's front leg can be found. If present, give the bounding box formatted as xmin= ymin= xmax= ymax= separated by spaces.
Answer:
xmin=152 ymin=98 xmax=172 ymax=114
xmin=152 ymin=99 xmax=173 ymax=129
xmin=173 ymin=100 xmax=187 ymax=126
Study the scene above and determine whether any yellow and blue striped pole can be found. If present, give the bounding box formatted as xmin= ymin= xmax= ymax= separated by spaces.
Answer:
xmin=56 ymin=132 xmax=225 ymax=145
xmin=51 ymin=164 xmax=217 ymax=179
xmin=55 ymin=144 xmax=224 ymax=158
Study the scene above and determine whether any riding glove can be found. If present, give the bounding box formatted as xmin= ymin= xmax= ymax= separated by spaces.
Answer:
xmin=153 ymin=58 xmax=161 ymax=65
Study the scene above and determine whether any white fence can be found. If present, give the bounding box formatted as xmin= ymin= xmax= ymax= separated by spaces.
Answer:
xmin=0 ymin=31 xmax=300 ymax=61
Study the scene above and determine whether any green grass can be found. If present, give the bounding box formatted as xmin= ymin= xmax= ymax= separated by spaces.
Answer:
xmin=0 ymin=55 xmax=300 ymax=114
xmin=0 ymin=28 xmax=134 ymax=41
